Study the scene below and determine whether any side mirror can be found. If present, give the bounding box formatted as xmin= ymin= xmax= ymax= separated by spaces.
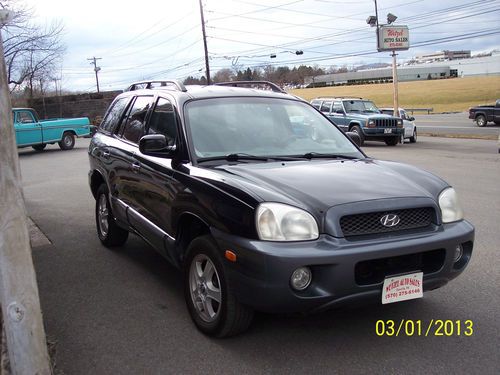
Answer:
xmin=139 ymin=134 xmax=176 ymax=157
xmin=409 ymin=116 xmax=415 ymax=121
xmin=346 ymin=131 xmax=361 ymax=147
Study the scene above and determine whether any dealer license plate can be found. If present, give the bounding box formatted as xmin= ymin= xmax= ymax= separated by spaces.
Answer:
xmin=382 ymin=272 xmax=423 ymax=304
xmin=384 ymin=128 xmax=393 ymax=134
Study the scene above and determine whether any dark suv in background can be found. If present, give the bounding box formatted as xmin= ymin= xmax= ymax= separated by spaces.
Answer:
xmin=88 ymin=80 xmax=474 ymax=337
xmin=311 ymin=97 xmax=403 ymax=146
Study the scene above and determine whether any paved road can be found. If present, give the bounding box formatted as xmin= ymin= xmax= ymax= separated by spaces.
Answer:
xmin=19 ymin=138 xmax=500 ymax=374
xmin=414 ymin=112 xmax=499 ymax=138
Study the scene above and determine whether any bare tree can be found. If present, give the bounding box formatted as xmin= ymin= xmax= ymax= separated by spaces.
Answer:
xmin=1 ymin=0 xmax=65 ymax=96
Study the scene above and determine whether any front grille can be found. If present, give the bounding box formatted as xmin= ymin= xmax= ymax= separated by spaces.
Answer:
xmin=340 ymin=207 xmax=435 ymax=237
xmin=355 ymin=249 xmax=445 ymax=285
xmin=375 ymin=118 xmax=398 ymax=127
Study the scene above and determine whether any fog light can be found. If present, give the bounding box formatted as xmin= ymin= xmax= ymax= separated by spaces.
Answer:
xmin=290 ymin=267 xmax=312 ymax=290
xmin=453 ymin=245 xmax=463 ymax=263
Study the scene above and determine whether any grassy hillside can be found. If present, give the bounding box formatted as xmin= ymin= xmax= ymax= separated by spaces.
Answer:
xmin=289 ymin=76 xmax=500 ymax=113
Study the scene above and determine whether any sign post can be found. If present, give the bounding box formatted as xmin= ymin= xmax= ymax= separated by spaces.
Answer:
xmin=376 ymin=25 xmax=410 ymax=118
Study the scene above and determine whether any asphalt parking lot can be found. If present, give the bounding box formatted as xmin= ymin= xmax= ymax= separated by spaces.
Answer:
xmin=19 ymin=136 xmax=499 ymax=374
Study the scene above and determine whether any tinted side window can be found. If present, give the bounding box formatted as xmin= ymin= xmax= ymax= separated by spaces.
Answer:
xmin=311 ymin=100 xmax=321 ymax=109
xmin=100 ymin=97 xmax=129 ymax=133
xmin=320 ymin=101 xmax=332 ymax=113
xmin=147 ymin=97 xmax=177 ymax=146
xmin=120 ymin=96 xmax=153 ymax=144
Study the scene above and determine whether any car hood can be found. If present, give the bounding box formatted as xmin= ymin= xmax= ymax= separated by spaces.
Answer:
xmin=201 ymin=158 xmax=448 ymax=213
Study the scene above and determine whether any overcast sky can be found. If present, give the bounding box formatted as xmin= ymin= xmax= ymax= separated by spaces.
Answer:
xmin=15 ymin=0 xmax=500 ymax=91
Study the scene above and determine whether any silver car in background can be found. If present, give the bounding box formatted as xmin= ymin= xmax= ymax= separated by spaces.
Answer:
xmin=380 ymin=108 xmax=417 ymax=143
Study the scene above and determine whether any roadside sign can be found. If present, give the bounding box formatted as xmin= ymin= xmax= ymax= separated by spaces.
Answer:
xmin=378 ymin=25 xmax=410 ymax=51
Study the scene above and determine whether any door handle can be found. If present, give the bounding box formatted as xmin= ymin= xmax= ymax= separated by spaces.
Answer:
xmin=131 ymin=162 xmax=141 ymax=172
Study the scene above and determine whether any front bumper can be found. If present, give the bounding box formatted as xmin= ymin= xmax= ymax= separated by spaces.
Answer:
xmin=363 ymin=127 xmax=403 ymax=138
xmin=212 ymin=220 xmax=474 ymax=313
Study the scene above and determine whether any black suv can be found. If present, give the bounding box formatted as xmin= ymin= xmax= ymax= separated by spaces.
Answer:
xmin=88 ymin=80 xmax=474 ymax=337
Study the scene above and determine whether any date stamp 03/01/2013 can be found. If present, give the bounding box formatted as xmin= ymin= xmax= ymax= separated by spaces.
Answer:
xmin=375 ymin=319 xmax=474 ymax=337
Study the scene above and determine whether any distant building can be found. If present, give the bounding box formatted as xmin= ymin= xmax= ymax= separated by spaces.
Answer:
xmin=414 ymin=50 xmax=471 ymax=63
xmin=304 ymin=54 xmax=500 ymax=87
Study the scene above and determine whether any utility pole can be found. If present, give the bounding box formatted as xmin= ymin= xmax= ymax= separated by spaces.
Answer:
xmin=0 ymin=10 xmax=51 ymax=374
xmin=198 ymin=0 xmax=210 ymax=85
xmin=87 ymin=56 xmax=102 ymax=92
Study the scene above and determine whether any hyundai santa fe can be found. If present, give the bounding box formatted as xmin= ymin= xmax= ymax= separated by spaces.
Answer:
xmin=88 ymin=80 xmax=474 ymax=337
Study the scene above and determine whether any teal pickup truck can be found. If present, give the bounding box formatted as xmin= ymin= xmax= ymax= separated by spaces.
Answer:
xmin=13 ymin=108 xmax=91 ymax=151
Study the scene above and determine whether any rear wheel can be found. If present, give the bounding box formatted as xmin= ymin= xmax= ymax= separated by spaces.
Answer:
xmin=475 ymin=115 xmax=487 ymax=127
xmin=32 ymin=144 xmax=46 ymax=151
xmin=95 ymin=184 xmax=128 ymax=247
xmin=350 ymin=125 xmax=364 ymax=146
xmin=385 ymin=137 xmax=398 ymax=146
xmin=409 ymin=128 xmax=417 ymax=143
xmin=58 ymin=132 xmax=75 ymax=150
xmin=184 ymin=235 xmax=254 ymax=337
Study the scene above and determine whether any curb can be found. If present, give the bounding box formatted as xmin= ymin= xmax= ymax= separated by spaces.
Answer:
xmin=419 ymin=132 xmax=498 ymax=140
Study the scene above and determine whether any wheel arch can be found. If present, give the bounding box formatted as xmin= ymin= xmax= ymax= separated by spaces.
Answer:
xmin=348 ymin=121 xmax=363 ymax=131
xmin=175 ymin=212 xmax=212 ymax=264
xmin=89 ymin=169 xmax=106 ymax=199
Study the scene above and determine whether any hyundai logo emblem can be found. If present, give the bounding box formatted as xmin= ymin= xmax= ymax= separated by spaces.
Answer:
xmin=380 ymin=213 xmax=401 ymax=227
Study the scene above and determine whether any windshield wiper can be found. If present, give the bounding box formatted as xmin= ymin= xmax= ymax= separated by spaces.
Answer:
xmin=197 ymin=153 xmax=269 ymax=163
xmin=301 ymin=152 xmax=359 ymax=160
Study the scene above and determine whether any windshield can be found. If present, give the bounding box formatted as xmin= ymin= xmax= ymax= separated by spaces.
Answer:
xmin=344 ymin=100 xmax=380 ymax=113
xmin=184 ymin=97 xmax=364 ymax=161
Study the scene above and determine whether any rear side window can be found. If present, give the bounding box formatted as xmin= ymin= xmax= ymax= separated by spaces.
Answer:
xmin=119 ymin=96 xmax=153 ymax=144
xmin=100 ymin=97 xmax=129 ymax=133
xmin=147 ymin=97 xmax=177 ymax=146
xmin=311 ymin=100 xmax=321 ymax=109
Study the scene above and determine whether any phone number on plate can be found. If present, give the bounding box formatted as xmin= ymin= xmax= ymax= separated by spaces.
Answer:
xmin=375 ymin=319 xmax=474 ymax=337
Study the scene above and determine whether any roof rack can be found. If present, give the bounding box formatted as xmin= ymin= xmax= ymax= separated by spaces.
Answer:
xmin=125 ymin=80 xmax=187 ymax=92
xmin=313 ymin=96 xmax=364 ymax=100
xmin=215 ymin=81 xmax=286 ymax=93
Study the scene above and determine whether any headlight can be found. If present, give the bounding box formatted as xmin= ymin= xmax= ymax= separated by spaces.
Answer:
xmin=397 ymin=119 xmax=403 ymax=127
xmin=256 ymin=203 xmax=319 ymax=241
xmin=439 ymin=188 xmax=464 ymax=223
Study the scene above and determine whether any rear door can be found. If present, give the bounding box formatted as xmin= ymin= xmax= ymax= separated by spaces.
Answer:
xmin=14 ymin=110 xmax=42 ymax=146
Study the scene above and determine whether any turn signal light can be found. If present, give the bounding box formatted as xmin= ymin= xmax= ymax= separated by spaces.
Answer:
xmin=225 ymin=250 xmax=237 ymax=262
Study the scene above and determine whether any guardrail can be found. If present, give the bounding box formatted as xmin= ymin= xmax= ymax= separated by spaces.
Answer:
xmin=406 ymin=108 xmax=434 ymax=115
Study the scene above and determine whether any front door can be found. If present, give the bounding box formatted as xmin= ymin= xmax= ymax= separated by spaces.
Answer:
xmin=14 ymin=110 xmax=42 ymax=146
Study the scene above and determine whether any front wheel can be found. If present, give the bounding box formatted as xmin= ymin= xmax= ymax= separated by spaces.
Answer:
xmin=409 ymin=128 xmax=417 ymax=143
xmin=350 ymin=125 xmax=364 ymax=146
xmin=184 ymin=235 xmax=254 ymax=337
xmin=475 ymin=115 xmax=487 ymax=127
xmin=95 ymin=184 xmax=128 ymax=247
xmin=385 ymin=136 xmax=398 ymax=146
xmin=58 ymin=132 xmax=75 ymax=150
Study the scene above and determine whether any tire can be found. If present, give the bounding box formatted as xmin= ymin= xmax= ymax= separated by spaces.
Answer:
xmin=494 ymin=121 xmax=500 ymax=125
xmin=409 ymin=128 xmax=417 ymax=143
xmin=350 ymin=125 xmax=364 ymax=146
xmin=385 ymin=137 xmax=398 ymax=146
xmin=58 ymin=132 xmax=75 ymax=150
xmin=184 ymin=235 xmax=254 ymax=338
xmin=95 ymin=184 xmax=129 ymax=247
xmin=32 ymin=144 xmax=46 ymax=151
xmin=475 ymin=115 xmax=487 ymax=127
